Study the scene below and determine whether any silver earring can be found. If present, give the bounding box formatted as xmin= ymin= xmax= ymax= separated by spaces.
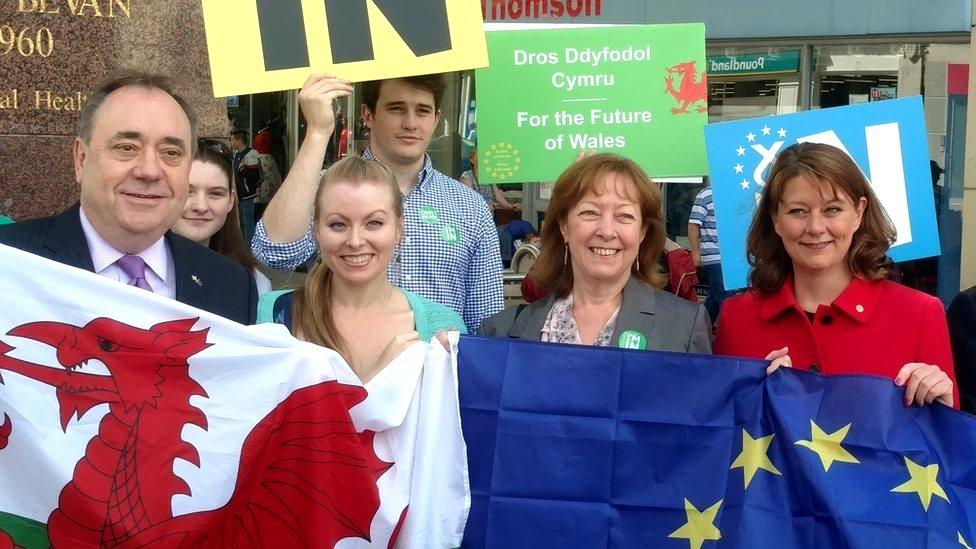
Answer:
xmin=563 ymin=244 xmax=568 ymax=266
xmin=635 ymin=256 xmax=640 ymax=272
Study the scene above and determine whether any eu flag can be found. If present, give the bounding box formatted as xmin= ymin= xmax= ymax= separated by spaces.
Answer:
xmin=458 ymin=335 xmax=976 ymax=548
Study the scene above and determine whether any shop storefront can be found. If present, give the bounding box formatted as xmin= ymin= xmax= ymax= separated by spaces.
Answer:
xmin=235 ymin=0 xmax=973 ymax=299
xmin=479 ymin=0 xmax=972 ymax=300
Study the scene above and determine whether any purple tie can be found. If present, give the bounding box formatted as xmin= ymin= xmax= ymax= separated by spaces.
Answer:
xmin=116 ymin=254 xmax=153 ymax=292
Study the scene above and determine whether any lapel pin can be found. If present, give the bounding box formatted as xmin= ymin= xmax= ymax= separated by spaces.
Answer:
xmin=191 ymin=275 xmax=203 ymax=287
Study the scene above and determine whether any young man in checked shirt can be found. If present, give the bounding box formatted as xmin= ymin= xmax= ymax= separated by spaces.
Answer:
xmin=252 ymin=74 xmax=504 ymax=330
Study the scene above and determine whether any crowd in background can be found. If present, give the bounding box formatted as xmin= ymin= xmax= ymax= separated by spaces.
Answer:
xmin=0 ymin=68 xmax=973 ymax=420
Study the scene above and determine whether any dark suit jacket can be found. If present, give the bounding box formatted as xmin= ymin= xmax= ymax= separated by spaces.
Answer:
xmin=479 ymin=276 xmax=712 ymax=354
xmin=0 ymin=205 xmax=257 ymax=325
xmin=948 ymin=286 xmax=976 ymax=414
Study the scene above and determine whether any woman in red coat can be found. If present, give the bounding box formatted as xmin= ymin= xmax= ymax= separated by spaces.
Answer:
xmin=714 ymin=143 xmax=957 ymax=408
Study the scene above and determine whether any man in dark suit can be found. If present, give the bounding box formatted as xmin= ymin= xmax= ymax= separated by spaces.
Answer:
xmin=0 ymin=71 xmax=256 ymax=324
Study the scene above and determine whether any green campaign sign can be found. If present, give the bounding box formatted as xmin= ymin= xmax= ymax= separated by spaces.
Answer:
xmin=475 ymin=24 xmax=708 ymax=184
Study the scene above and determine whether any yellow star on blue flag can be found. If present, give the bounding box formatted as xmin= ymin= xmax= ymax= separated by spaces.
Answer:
xmin=668 ymin=498 xmax=722 ymax=549
xmin=730 ymin=430 xmax=781 ymax=489
xmin=890 ymin=457 xmax=949 ymax=511
xmin=795 ymin=420 xmax=860 ymax=472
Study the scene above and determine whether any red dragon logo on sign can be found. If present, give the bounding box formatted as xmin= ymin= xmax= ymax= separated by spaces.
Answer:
xmin=665 ymin=60 xmax=708 ymax=115
xmin=0 ymin=317 xmax=388 ymax=548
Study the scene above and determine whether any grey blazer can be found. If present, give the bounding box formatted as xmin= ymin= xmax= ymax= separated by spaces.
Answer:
xmin=479 ymin=276 xmax=712 ymax=354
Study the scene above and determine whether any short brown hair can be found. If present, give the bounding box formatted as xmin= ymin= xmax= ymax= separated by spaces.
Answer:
xmin=79 ymin=70 xmax=197 ymax=152
xmin=293 ymin=156 xmax=403 ymax=356
xmin=361 ymin=74 xmax=447 ymax=113
xmin=531 ymin=153 xmax=666 ymax=298
xmin=747 ymin=142 xmax=896 ymax=293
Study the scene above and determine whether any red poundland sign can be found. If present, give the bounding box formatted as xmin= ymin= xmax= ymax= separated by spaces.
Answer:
xmin=482 ymin=0 xmax=602 ymax=20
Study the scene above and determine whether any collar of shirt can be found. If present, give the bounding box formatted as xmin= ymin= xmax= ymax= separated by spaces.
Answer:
xmin=78 ymin=207 xmax=170 ymax=283
xmin=759 ymin=274 xmax=882 ymax=324
xmin=362 ymin=147 xmax=434 ymax=195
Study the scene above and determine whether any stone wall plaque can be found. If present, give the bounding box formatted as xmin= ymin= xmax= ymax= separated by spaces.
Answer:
xmin=0 ymin=0 xmax=230 ymax=220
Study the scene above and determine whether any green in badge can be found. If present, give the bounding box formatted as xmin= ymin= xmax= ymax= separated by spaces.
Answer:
xmin=618 ymin=330 xmax=647 ymax=350
xmin=440 ymin=224 xmax=460 ymax=245
xmin=419 ymin=205 xmax=439 ymax=225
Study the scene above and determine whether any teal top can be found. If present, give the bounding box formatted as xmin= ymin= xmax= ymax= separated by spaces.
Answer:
xmin=257 ymin=288 xmax=467 ymax=340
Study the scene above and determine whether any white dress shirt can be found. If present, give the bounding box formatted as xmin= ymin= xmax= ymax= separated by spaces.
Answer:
xmin=79 ymin=208 xmax=177 ymax=298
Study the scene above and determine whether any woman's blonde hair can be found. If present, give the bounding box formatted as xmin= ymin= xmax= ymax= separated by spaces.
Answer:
xmin=531 ymin=153 xmax=666 ymax=297
xmin=747 ymin=142 xmax=895 ymax=293
xmin=292 ymin=156 xmax=403 ymax=356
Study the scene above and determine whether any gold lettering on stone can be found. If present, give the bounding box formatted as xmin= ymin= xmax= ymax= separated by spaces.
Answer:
xmin=109 ymin=0 xmax=130 ymax=17
xmin=0 ymin=90 xmax=19 ymax=109
xmin=73 ymin=0 xmax=103 ymax=17
xmin=17 ymin=0 xmax=60 ymax=13
xmin=34 ymin=90 xmax=87 ymax=111
xmin=17 ymin=0 xmax=131 ymax=17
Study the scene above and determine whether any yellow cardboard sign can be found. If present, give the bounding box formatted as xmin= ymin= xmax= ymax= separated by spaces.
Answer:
xmin=202 ymin=0 xmax=489 ymax=97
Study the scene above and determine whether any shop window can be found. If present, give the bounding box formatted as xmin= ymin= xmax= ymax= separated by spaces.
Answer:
xmin=706 ymin=46 xmax=802 ymax=123
xmin=812 ymin=44 xmax=923 ymax=109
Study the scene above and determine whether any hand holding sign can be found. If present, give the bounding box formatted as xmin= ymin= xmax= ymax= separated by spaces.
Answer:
xmin=201 ymin=0 xmax=487 ymax=97
xmin=298 ymin=74 xmax=353 ymax=139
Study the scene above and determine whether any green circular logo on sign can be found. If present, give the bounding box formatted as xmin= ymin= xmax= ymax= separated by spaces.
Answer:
xmin=440 ymin=224 xmax=460 ymax=245
xmin=419 ymin=205 xmax=439 ymax=225
xmin=482 ymin=142 xmax=521 ymax=181
xmin=618 ymin=330 xmax=647 ymax=350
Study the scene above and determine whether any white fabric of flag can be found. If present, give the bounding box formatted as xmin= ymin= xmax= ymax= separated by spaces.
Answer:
xmin=0 ymin=243 xmax=468 ymax=548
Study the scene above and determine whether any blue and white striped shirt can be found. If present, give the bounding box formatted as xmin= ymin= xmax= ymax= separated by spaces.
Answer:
xmin=688 ymin=187 xmax=720 ymax=264
xmin=251 ymin=149 xmax=504 ymax=330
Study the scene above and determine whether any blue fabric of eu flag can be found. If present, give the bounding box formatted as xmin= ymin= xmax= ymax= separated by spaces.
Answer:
xmin=458 ymin=335 xmax=976 ymax=548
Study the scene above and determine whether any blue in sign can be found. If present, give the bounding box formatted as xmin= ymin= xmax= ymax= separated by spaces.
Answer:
xmin=704 ymin=96 xmax=939 ymax=290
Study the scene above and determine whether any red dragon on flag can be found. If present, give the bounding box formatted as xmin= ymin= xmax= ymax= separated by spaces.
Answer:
xmin=0 ymin=317 xmax=389 ymax=548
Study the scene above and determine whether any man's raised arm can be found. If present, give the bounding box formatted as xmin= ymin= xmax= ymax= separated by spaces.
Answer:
xmin=260 ymin=74 xmax=352 ymax=243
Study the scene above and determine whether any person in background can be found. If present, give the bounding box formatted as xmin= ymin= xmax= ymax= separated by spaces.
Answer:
xmin=714 ymin=143 xmax=956 ymax=408
xmin=253 ymin=151 xmax=282 ymax=222
xmin=337 ymin=112 xmax=350 ymax=160
xmin=172 ymin=139 xmax=272 ymax=295
xmin=460 ymin=149 xmax=521 ymax=212
xmin=480 ymin=153 xmax=711 ymax=353
xmin=948 ymin=286 xmax=976 ymax=413
xmin=229 ymin=130 xmax=261 ymax=243
xmin=252 ymin=74 xmax=503 ymax=331
xmin=688 ymin=179 xmax=729 ymax=325
xmin=258 ymin=156 xmax=464 ymax=382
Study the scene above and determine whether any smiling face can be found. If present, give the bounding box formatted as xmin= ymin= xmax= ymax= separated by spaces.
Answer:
xmin=74 ymin=85 xmax=192 ymax=253
xmin=559 ymin=173 xmax=647 ymax=291
xmin=362 ymin=79 xmax=441 ymax=168
xmin=172 ymin=159 xmax=234 ymax=246
xmin=773 ymin=175 xmax=866 ymax=279
xmin=314 ymin=180 xmax=401 ymax=286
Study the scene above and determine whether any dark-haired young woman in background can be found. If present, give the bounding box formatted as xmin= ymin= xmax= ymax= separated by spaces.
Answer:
xmin=172 ymin=139 xmax=272 ymax=295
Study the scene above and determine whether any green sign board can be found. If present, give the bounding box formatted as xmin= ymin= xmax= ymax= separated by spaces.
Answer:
xmin=476 ymin=24 xmax=708 ymax=184
xmin=706 ymin=51 xmax=800 ymax=76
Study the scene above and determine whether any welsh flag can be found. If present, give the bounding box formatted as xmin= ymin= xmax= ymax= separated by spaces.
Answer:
xmin=0 ymin=244 xmax=469 ymax=548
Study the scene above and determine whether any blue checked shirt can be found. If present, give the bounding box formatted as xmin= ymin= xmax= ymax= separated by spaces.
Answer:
xmin=251 ymin=149 xmax=504 ymax=330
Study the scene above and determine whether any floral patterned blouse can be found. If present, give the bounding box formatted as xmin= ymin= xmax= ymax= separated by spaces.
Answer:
xmin=540 ymin=293 xmax=620 ymax=346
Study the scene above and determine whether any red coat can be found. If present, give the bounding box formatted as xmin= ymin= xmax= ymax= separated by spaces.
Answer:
xmin=715 ymin=276 xmax=958 ymax=407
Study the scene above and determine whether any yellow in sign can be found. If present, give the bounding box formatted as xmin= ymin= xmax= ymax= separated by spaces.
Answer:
xmin=202 ymin=0 xmax=488 ymax=97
